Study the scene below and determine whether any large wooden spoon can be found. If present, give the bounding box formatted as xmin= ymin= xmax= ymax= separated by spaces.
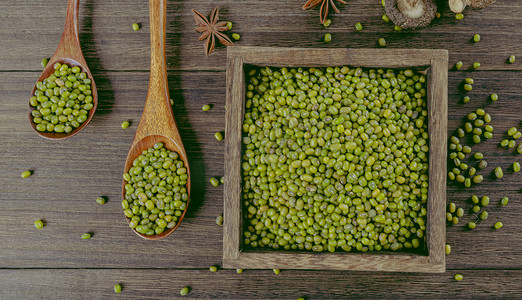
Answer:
xmin=28 ymin=0 xmax=98 ymax=140
xmin=122 ymin=0 xmax=191 ymax=240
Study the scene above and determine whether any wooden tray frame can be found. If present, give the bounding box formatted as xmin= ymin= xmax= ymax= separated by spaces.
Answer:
xmin=224 ymin=47 xmax=448 ymax=272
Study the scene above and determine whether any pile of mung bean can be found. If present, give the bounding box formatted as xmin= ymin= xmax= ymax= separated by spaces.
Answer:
xmin=123 ymin=142 xmax=188 ymax=236
xmin=447 ymin=107 xmax=494 ymax=187
xmin=30 ymin=63 xmax=94 ymax=133
xmin=241 ymin=66 xmax=429 ymax=253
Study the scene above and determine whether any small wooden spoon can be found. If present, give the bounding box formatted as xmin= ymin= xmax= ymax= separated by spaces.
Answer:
xmin=28 ymin=0 xmax=97 ymax=140
xmin=122 ymin=0 xmax=191 ymax=240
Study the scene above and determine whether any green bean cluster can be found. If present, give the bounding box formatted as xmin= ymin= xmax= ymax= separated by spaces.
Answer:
xmin=123 ymin=143 xmax=188 ymax=236
xmin=448 ymin=108 xmax=494 ymax=187
xmin=241 ymin=66 xmax=430 ymax=253
xmin=30 ymin=63 xmax=94 ymax=133
xmin=501 ymin=127 xmax=522 ymax=152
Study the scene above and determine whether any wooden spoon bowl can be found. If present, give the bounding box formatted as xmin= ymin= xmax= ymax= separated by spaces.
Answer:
xmin=122 ymin=0 xmax=190 ymax=240
xmin=28 ymin=0 xmax=97 ymax=140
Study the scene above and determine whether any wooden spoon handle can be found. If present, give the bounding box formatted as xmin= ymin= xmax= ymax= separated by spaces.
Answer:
xmin=51 ymin=0 xmax=85 ymax=65
xmin=134 ymin=0 xmax=179 ymax=143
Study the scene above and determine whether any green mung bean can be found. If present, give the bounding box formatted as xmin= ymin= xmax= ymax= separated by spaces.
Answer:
xmin=454 ymin=274 xmax=463 ymax=281
xmin=494 ymin=166 xmax=503 ymax=178
xmin=210 ymin=177 xmax=220 ymax=187
xmin=494 ymin=222 xmax=503 ymax=229
xmin=180 ymin=287 xmax=190 ymax=296
xmin=34 ymin=220 xmax=44 ymax=229
xmin=30 ymin=62 xmax=94 ymax=133
xmin=324 ymin=33 xmax=332 ymax=43
xmin=456 ymin=207 xmax=464 ymax=218
xmin=480 ymin=196 xmax=489 ymax=207
xmin=323 ymin=19 xmax=332 ymax=27
xmin=123 ymin=143 xmax=188 ymax=235
xmin=215 ymin=132 xmax=224 ymax=141
xmin=472 ymin=175 xmax=483 ymax=184
xmin=96 ymin=197 xmax=106 ymax=205
xmin=481 ymin=196 xmax=490 ymax=207
xmin=242 ymin=66 xmax=429 ymax=253
xmin=500 ymin=197 xmax=509 ymax=205
xmin=455 ymin=61 xmax=463 ymax=69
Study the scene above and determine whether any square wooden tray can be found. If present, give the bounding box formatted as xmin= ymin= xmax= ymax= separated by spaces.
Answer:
xmin=223 ymin=46 xmax=448 ymax=272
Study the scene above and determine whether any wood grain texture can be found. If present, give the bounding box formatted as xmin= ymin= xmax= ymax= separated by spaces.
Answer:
xmin=0 ymin=0 xmax=521 ymax=297
xmin=224 ymin=56 xmax=244 ymax=261
xmin=1 ymin=70 xmax=521 ymax=271
xmin=426 ymin=58 xmax=448 ymax=267
xmin=224 ymin=47 xmax=447 ymax=272
xmin=0 ymin=0 xmax=521 ymax=71
xmin=0 ymin=269 xmax=521 ymax=299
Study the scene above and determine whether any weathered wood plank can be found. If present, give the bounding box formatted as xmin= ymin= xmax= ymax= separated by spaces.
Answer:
xmin=0 ymin=71 xmax=520 ymax=269
xmin=0 ymin=0 xmax=520 ymax=71
xmin=0 ymin=269 xmax=521 ymax=299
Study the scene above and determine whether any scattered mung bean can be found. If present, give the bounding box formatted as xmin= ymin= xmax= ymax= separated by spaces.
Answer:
xmin=34 ymin=220 xmax=44 ymax=229
xmin=494 ymin=166 xmax=503 ymax=178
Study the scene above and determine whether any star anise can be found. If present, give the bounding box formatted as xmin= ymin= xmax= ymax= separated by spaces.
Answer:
xmin=192 ymin=7 xmax=234 ymax=56
xmin=302 ymin=0 xmax=347 ymax=24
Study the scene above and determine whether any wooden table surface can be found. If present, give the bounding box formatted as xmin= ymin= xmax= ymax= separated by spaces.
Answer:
xmin=1 ymin=0 xmax=521 ymax=298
